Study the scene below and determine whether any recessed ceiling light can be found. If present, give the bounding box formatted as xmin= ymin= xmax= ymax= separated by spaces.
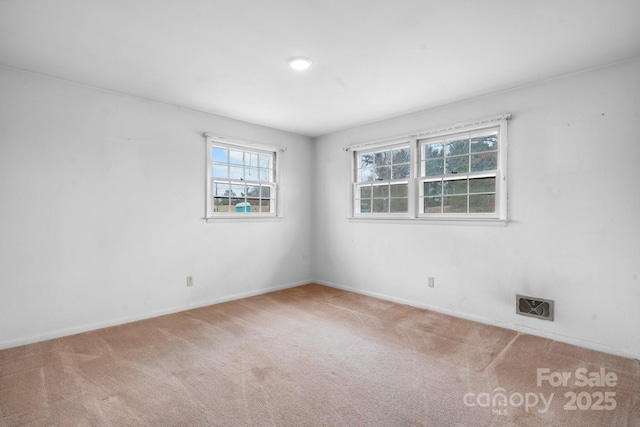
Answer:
xmin=288 ymin=56 xmax=313 ymax=71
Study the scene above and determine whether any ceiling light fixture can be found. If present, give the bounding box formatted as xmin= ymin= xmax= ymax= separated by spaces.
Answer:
xmin=288 ymin=56 xmax=313 ymax=71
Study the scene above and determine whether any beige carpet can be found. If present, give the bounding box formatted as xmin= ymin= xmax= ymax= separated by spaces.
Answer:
xmin=1 ymin=284 xmax=638 ymax=426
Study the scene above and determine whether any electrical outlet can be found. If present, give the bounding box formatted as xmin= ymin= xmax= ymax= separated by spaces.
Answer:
xmin=428 ymin=277 xmax=435 ymax=288
xmin=186 ymin=276 xmax=193 ymax=287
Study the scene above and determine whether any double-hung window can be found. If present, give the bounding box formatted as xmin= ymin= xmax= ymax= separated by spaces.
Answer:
xmin=419 ymin=127 xmax=502 ymax=218
xmin=354 ymin=143 xmax=412 ymax=215
xmin=350 ymin=114 xmax=509 ymax=221
xmin=204 ymin=133 xmax=281 ymax=219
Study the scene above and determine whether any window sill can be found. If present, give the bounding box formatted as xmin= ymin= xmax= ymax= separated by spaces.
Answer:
xmin=204 ymin=215 xmax=282 ymax=223
xmin=348 ymin=216 xmax=509 ymax=227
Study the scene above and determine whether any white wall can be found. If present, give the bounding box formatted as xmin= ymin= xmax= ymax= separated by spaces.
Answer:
xmin=314 ymin=58 xmax=640 ymax=359
xmin=0 ymin=67 xmax=314 ymax=349
xmin=2 ymin=59 xmax=639 ymax=359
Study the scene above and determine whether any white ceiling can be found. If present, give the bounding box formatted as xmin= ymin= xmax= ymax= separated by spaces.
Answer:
xmin=1 ymin=0 xmax=639 ymax=137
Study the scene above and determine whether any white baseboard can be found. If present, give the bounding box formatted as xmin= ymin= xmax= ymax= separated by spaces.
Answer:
xmin=0 ymin=279 xmax=311 ymax=350
xmin=6 ymin=278 xmax=637 ymax=360
xmin=315 ymin=279 xmax=639 ymax=360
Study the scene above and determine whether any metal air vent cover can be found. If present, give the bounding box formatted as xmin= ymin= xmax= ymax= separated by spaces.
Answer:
xmin=516 ymin=295 xmax=554 ymax=321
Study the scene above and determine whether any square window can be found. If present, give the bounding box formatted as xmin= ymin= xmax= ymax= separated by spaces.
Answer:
xmin=205 ymin=135 xmax=278 ymax=218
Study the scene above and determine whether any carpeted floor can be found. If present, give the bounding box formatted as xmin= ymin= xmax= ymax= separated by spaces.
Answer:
xmin=1 ymin=284 xmax=638 ymax=426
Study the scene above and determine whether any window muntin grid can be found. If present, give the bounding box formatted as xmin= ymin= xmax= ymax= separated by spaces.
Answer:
xmin=209 ymin=144 xmax=276 ymax=215
xmin=419 ymin=129 xmax=500 ymax=216
xmin=354 ymin=144 xmax=411 ymax=215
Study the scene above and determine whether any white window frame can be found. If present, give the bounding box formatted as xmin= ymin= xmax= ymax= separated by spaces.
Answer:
xmin=346 ymin=114 xmax=510 ymax=223
xmin=203 ymin=133 xmax=284 ymax=221
xmin=418 ymin=122 xmax=507 ymax=220
xmin=351 ymin=140 xmax=415 ymax=218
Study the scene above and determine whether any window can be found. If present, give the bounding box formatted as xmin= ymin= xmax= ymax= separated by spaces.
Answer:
xmin=349 ymin=114 xmax=509 ymax=221
xmin=419 ymin=128 xmax=501 ymax=217
xmin=204 ymin=134 xmax=281 ymax=219
xmin=354 ymin=143 xmax=412 ymax=214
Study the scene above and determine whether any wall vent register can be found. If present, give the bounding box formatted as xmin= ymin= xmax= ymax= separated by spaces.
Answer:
xmin=516 ymin=295 xmax=554 ymax=321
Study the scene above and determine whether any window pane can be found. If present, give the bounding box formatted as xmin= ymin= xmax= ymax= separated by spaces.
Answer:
xmin=469 ymin=177 xmax=496 ymax=193
xmin=360 ymin=153 xmax=373 ymax=168
xmin=360 ymin=185 xmax=372 ymax=198
xmin=445 ymin=139 xmax=469 ymax=156
xmin=389 ymin=183 xmax=408 ymax=197
xmin=214 ymin=197 xmax=230 ymax=212
xmin=372 ymin=184 xmax=389 ymax=198
xmin=424 ymin=197 xmax=442 ymax=213
xmin=259 ymin=169 xmax=270 ymax=182
xmin=443 ymin=195 xmax=467 ymax=213
xmin=261 ymin=186 xmax=271 ymax=198
xmin=425 ymin=143 xmax=444 ymax=158
xmin=443 ymin=179 xmax=467 ymax=195
xmin=212 ymin=147 xmax=227 ymax=162
xmin=445 ymin=156 xmax=469 ymax=174
xmin=230 ymin=184 xmax=245 ymax=197
xmin=249 ymin=152 xmax=259 ymax=166
xmin=260 ymin=199 xmax=271 ymax=213
xmin=374 ymin=166 xmax=391 ymax=180
xmin=230 ymin=166 xmax=244 ymax=180
xmin=246 ymin=200 xmax=260 ymax=213
xmin=470 ymin=134 xmax=498 ymax=153
xmin=360 ymin=168 xmax=374 ymax=182
xmin=425 ymin=159 xmax=444 ymax=176
xmin=469 ymin=194 xmax=495 ymax=213
xmin=229 ymin=150 xmax=244 ymax=165
xmin=259 ymin=154 xmax=271 ymax=168
xmin=392 ymin=164 xmax=410 ymax=179
xmin=214 ymin=182 xmax=230 ymax=196
xmin=470 ymin=152 xmax=497 ymax=172
xmin=424 ymin=181 xmax=442 ymax=196
xmin=246 ymin=167 xmax=259 ymax=181
xmin=360 ymin=200 xmax=371 ymax=213
xmin=233 ymin=201 xmax=251 ymax=213
xmin=231 ymin=198 xmax=245 ymax=208
xmin=246 ymin=185 xmax=260 ymax=197
xmin=390 ymin=198 xmax=408 ymax=213
xmin=372 ymin=198 xmax=389 ymax=213
xmin=375 ymin=151 xmax=391 ymax=166
xmin=392 ymin=147 xmax=410 ymax=163
xmin=212 ymin=164 xmax=228 ymax=179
